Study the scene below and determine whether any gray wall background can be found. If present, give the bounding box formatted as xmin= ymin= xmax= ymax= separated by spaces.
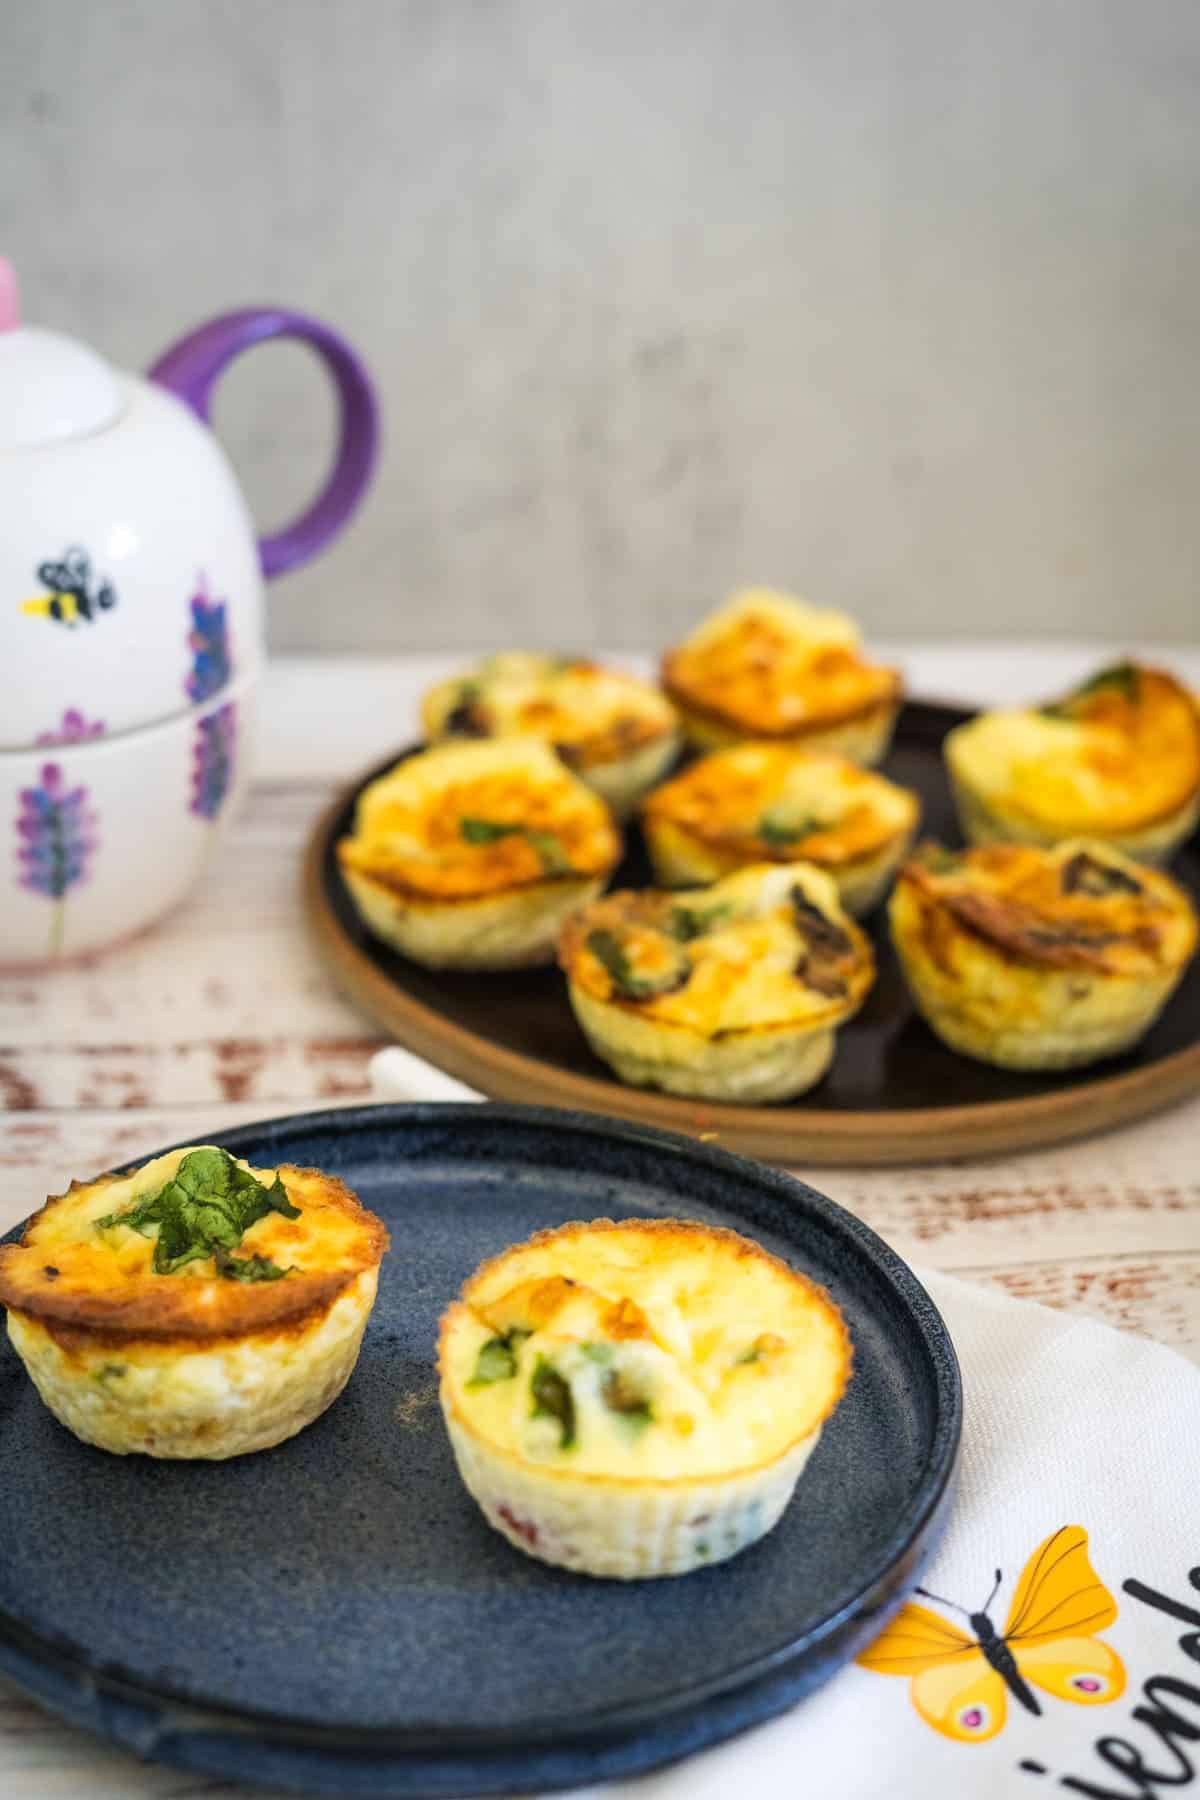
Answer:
xmin=3 ymin=0 xmax=1198 ymax=652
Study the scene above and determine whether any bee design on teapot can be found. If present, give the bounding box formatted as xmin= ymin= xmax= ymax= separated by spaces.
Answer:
xmin=22 ymin=546 xmax=118 ymax=627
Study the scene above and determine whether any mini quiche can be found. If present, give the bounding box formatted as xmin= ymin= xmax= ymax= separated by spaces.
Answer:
xmin=890 ymin=841 xmax=1198 ymax=1070
xmin=0 ymin=1145 xmax=388 ymax=1458
xmin=660 ymin=589 xmax=902 ymax=763
xmin=438 ymin=1219 xmax=851 ymax=1579
xmin=420 ymin=652 xmax=680 ymax=818
xmin=337 ymin=738 xmax=622 ymax=969
xmin=642 ymin=743 xmax=919 ymax=916
xmin=944 ymin=662 xmax=1200 ymax=864
xmin=558 ymin=864 xmax=874 ymax=1102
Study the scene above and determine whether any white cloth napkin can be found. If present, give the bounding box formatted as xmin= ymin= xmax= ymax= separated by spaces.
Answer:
xmin=370 ymin=1048 xmax=1200 ymax=1800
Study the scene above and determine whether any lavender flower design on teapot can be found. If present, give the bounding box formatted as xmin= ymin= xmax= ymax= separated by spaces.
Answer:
xmin=35 ymin=709 xmax=106 ymax=747
xmin=191 ymin=704 xmax=237 ymax=823
xmin=185 ymin=579 xmax=233 ymax=703
xmin=185 ymin=578 xmax=237 ymax=831
xmin=16 ymin=763 xmax=98 ymax=956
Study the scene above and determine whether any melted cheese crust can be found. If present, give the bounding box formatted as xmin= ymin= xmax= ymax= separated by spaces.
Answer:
xmin=643 ymin=744 xmax=918 ymax=868
xmin=0 ymin=1147 xmax=389 ymax=1340
xmin=890 ymin=841 xmax=1197 ymax=1069
xmin=337 ymin=739 xmax=621 ymax=900
xmin=945 ymin=666 xmax=1200 ymax=835
xmin=421 ymin=654 xmax=677 ymax=768
xmin=559 ymin=863 xmax=874 ymax=1035
xmin=895 ymin=843 xmax=1196 ymax=979
xmin=440 ymin=1220 xmax=851 ymax=1481
xmin=661 ymin=590 xmax=901 ymax=737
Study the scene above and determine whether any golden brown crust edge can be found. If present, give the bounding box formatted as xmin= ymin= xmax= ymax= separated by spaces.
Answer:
xmin=895 ymin=851 xmax=1197 ymax=977
xmin=641 ymin=796 xmax=918 ymax=868
xmin=421 ymin=660 xmax=677 ymax=770
xmin=658 ymin=655 xmax=902 ymax=737
xmin=0 ymin=1164 xmax=389 ymax=1342
xmin=336 ymin=844 xmax=619 ymax=906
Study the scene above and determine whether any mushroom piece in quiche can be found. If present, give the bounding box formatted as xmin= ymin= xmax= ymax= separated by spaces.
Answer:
xmin=944 ymin=662 xmax=1200 ymax=864
xmin=889 ymin=841 xmax=1198 ymax=1070
xmin=660 ymin=589 xmax=902 ymax=764
xmin=420 ymin=652 xmax=680 ymax=819
xmin=337 ymin=738 xmax=622 ymax=969
xmin=438 ymin=1218 xmax=851 ymax=1578
xmin=558 ymin=863 xmax=875 ymax=1102
xmin=641 ymin=742 xmax=919 ymax=916
xmin=0 ymin=1145 xmax=388 ymax=1458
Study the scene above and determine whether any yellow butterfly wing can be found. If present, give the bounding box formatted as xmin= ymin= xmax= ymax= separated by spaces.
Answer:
xmin=1004 ymin=1524 xmax=1125 ymax=1709
xmin=1010 ymin=1635 xmax=1126 ymax=1707
xmin=856 ymin=1601 xmax=1008 ymax=1742
xmin=911 ymin=1654 xmax=1009 ymax=1743
xmin=1004 ymin=1525 xmax=1116 ymax=1641
xmin=857 ymin=1599 xmax=975 ymax=1674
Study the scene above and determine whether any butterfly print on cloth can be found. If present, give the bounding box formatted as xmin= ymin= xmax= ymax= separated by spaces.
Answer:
xmin=856 ymin=1525 xmax=1126 ymax=1743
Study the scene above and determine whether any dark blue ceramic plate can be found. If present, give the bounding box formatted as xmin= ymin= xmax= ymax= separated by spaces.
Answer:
xmin=0 ymin=1104 xmax=960 ymax=1797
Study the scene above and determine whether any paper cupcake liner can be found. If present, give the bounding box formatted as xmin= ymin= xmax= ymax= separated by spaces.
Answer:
xmin=342 ymin=867 xmax=608 ymax=970
xmin=896 ymin=948 xmax=1184 ymax=1071
xmin=567 ymin=982 xmax=837 ymax=1102
xmin=444 ymin=1406 xmax=820 ymax=1579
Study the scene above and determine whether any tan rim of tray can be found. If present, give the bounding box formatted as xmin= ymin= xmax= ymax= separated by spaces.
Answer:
xmin=303 ymin=789 xmax=1200 ymax=1168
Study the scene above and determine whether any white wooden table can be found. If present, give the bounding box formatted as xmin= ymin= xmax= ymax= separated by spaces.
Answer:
xmin=2 ymin=643 xmax=1199 ymax=1798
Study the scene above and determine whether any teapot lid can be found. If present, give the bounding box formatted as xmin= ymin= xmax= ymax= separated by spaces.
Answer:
xmin=0 ymin=259 xmax=123 ymax=450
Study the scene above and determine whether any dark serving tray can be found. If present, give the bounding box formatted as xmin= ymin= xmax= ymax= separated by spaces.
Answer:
xmin=304 ymin=702 xmax=1200 ymax=1164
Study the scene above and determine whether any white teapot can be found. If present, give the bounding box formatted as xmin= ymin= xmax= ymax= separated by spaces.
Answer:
xmin=0 ymin=259 xmax=378 ymax=966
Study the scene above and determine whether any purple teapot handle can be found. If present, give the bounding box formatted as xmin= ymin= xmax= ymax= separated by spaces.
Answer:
xmin=148 ymin=308 xmax=379 ymax=579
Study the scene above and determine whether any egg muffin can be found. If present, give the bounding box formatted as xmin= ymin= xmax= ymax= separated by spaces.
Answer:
xmin=438 ymin=1218 xmax=851 ymax=1579
xmin=420 ymin=652 xmax=680 ymax=819
xmin=0 ymin=1145 xmax=388 ymax=1458
xmin=944 ymin=662 xmax=1200 ymax=864
xmin=558 ymin=864 xmax=874 ymax=1102
xmin=642 ymin=743 xmax=919 ymax=916
xmin=337 ymin=738 xmax=622 ymax=969
xmin=890 ymin=840 xmax=1198 ymax=1070
xmin=660 ymin=589 xmax=902 ymax=763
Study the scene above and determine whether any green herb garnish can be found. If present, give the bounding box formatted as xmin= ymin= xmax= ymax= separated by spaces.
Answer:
xmin=1041 ymin=662 xmax=1139 ymax=719
xmin=668 ymin=903 xmax=732 ymax=942
xmin=524 ymin=829 xmax=571 ymax=875
xmin=531 ymin=1357 xmax=576 ymax=1448
xmin=95 ymin=1147 xmax=300 ymax=1278
xmin=213 ymin=1247 xmax=292 ymax=1283
xmin=586 ymin=928 xmax=690 ymax=1000
xmin=460 ymin=817 xmax=523 ymax=845
xmin=468 ymin=1326 xmax=532 ymax=1386
xmin=759 ymin=810 xmax=824 ymax=846
xmin=600 ymin=1367 xmax=653 ymax=1426
xmin=459 ymin=817 xmax=570 ymax=875
xmin=918 ymin=844 xmax=964 ymax=875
